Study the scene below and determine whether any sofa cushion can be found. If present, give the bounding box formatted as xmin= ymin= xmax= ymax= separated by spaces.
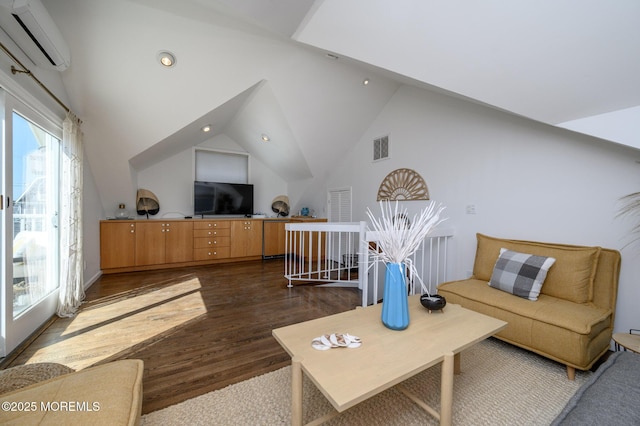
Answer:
xmin=489 ymin=248 xmax=556 ymax=301
xmin=438 ymin=279 xmax=613 ymax=368
xmin=438 ymin=279 xmax=611 ymax=335
xmin=0 ymin=359 xmax=143 ymax=425
xmin=473 ymin=234 xmax=601 ymax=304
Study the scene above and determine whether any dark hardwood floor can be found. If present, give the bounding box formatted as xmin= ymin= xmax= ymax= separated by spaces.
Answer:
xmin=6 ymin=259 xmax=361 ymax=414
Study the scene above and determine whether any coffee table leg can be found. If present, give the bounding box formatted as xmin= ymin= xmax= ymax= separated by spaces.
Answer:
xmin=292 ymin=356 xmax=303 ymax=426
xmin=440 ymin=352 xmax=455 ymax=426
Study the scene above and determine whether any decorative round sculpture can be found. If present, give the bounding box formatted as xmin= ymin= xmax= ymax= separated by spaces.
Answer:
xmin=377 ymin=168 xmax=430 ymax=201
xmin=420 ymin=294 xmax=446 ymax=313
xmin=136 ymin=189 xmax=160 ymax=219
xmin=271 ymin=195 xmax=290 ymax=217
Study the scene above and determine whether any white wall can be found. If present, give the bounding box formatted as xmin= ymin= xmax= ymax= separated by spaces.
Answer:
xmin=326 ymin=84 xmax=640 ymax=335
xmin=82 ymin=151 xmax=104 ymax=287
xmin=135 ymin=134 xmax=287 ymax=218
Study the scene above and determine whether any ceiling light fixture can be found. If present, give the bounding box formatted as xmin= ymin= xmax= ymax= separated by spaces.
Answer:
xmin=202 ymin=125 xmax=211 ymax=132
xmin=363 ymin=78 xmax=370 ymax=85
xmin=157 ymin=51 xmax=176 ymax=68
xmin=261 ymin=134 xmax=270 ymax=142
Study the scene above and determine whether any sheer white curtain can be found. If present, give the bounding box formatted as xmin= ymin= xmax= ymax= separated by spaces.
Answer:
xmin=57 ymin=112 xmax=84 ymax=317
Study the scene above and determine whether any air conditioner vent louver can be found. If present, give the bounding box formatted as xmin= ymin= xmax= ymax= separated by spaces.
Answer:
xmin=12 ymin=13 xmax=56 ymax=66
xmin=373 ymin=135 xmax=389 ymax=161
xmin=2 ymin=0 xmax=71 ymax=71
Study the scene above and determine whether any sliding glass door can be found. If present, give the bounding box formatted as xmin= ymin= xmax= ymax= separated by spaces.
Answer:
xmin=1 ymin=90 xmax=61 ymax=356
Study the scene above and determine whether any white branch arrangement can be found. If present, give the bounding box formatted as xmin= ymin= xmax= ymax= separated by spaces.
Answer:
xmin=366 ymin=200 xmax=447 ymax=294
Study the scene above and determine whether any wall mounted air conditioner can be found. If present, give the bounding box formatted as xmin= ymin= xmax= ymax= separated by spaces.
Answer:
xmin=2 ymin=0 xmax=71 ymax=71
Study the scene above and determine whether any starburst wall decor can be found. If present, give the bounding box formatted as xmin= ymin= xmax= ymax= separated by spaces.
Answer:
xmin=377 ymin=168 xmax=430 ymax=201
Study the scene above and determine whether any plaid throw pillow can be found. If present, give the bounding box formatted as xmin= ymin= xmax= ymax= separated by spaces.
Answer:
xmin=489 ymin=248 xmax=556 ymax=301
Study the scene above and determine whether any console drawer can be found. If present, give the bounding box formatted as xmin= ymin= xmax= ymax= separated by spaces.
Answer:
xmin=194 ymin=221 xmax=231 ymax=230
xmin=194 ymin=236 xmax=230 ymax=248
xmin=194 ymin=228 xmax=231 ymax=238
xmin=194 ymin=247 xmax=230 ymax=260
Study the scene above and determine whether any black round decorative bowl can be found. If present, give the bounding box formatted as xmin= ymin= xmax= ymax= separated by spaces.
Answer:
xmin=420 ymin=294 xmax=446 ymax=313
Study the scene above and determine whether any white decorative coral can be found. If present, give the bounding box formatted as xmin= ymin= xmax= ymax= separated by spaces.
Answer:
xmin=366 ymin=200 xmax=447 ymax=294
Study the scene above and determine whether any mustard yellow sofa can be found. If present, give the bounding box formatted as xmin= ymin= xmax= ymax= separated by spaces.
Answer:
xmin=0 ymin=359 xmax=143 ymax=425
xmin=438 ymin=234 xmax=621 ymax=380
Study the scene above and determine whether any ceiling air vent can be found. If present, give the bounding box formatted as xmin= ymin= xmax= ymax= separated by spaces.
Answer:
xmin=373 ymin=135 xmax=389 ymax=161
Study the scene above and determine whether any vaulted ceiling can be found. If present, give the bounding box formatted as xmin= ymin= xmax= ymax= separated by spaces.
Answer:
xmin=2 ymin=0 xmax=639 ymax=211
xmin=229 ymin=0 xmax=640 ymax=145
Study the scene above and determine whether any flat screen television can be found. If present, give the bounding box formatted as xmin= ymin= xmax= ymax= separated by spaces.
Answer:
xmin=194 ymin=181 xmax=254 ymax=216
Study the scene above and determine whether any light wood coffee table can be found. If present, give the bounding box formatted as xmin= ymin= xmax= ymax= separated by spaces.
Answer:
xmin=272 ymin=295 xmax=507 ymax=425
xmin=613 ymin=331 xmax=640 ymax=353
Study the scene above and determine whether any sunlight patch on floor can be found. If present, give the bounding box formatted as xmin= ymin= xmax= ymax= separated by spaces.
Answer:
xmin=63 ymin=277 xmax=205 ymax=334
xmin=25 ymin=278 xmax=207 ymax=370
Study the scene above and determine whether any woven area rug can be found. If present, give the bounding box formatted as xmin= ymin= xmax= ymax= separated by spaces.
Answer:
xmin=142 ymin=338 xmax=590 ymax=425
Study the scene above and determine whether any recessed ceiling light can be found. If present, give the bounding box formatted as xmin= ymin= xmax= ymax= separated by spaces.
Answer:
xmin=261 ymin=134 xmax=270 ymax=142
xmin=157 ymin=51 xmax=176 ymax=68
xmin=202 ymin=125 xmax=211 ymax=132
xmin=363 ymin=78 xmax=370 ymax=85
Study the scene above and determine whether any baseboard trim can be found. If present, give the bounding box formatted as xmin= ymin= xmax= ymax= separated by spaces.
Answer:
xmin=84 ymin=270 xmax=102 ymax=291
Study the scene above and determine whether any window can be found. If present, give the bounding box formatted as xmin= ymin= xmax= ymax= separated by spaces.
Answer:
xmin=195 ymin=149 xmax=249 ymax=183
xmin=11 ymin=112 xmax=60 ymax=317
xmin=1 ymin=89 xmax=62 ymax=356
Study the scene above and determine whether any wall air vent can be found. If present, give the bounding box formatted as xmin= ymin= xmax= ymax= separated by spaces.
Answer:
xmin=373 ymin=135 xmax=389 ymax=161
xmin=6 ymin=0 xmax=71 ymax=71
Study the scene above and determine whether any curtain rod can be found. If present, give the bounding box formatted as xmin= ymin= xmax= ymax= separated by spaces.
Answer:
xmin=0 ymin=40 xmax=71 ymax=114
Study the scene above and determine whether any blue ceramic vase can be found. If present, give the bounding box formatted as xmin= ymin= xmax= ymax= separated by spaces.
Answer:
xmin=381 ymin=262 xmax=410 ymax=330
